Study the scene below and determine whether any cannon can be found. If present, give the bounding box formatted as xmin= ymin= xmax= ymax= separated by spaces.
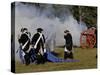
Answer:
xmin=80 ymin=27 xmax=96 ymax=48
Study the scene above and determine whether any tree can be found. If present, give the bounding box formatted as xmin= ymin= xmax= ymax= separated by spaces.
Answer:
xmin=71 ymin=6 xmax=97 ymax=28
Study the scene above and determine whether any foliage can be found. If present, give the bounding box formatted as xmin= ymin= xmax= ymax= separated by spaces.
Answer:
xmin=71 ymin=6 xmax=97 ymax=28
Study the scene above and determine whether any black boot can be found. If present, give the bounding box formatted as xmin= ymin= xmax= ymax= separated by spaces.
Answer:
xmin=64 ymin=52 xmax=74 ymax=59
xmin=40 ymin=55 xmax=45 ymax=64
xmin=64 ymin=52 xmax=68 ymax=59
xmin=69 ymin=52 xmax=74 ymax=59
xmin=24 ymin=53 xmax=30 ymax=65
xmin=35 ymin=54 xmax=41 ymax=65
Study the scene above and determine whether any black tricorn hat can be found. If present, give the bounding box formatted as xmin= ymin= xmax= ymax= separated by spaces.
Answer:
xmin=21 ymin=28 xmax=27 ymax=32
xmin=64 ymin=30 xmax=69 ymax=33
xmin=37 ymin=28 xmax=43 ymax=32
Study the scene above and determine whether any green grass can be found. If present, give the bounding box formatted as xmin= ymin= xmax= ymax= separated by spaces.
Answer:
xmin=15 ymin=48 xmax=97 ymax=73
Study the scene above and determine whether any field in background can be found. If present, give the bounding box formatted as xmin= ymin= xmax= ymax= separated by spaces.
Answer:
xmin=15 ymin=48 xmax=97 ymax=73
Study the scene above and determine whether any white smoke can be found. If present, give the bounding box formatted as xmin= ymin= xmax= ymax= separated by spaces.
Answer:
xmin=14 ymin=2 xmax=87 ymax=60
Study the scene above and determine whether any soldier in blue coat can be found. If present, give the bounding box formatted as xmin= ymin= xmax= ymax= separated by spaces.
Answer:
xmin=31 ymin=28 xmax=46 ymax=64
xmin=64 ymin=30 xmax=73 ymax=59
xmin=18 ymin=28 xmax=31 ymax=65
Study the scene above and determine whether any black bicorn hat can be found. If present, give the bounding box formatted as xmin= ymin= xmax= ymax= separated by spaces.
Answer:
xmin=37 ymin=28 xmax=43 ymax=32
xmin=64 ymin=30 xmax=69 ymax=33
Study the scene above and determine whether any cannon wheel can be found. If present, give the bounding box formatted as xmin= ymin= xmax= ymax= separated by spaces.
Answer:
xmin=87 ymin=34 xmax=96 ymax=48
xmin=80 ymin=34 xmax=96 ymax=48
xmin=80 ymin=34 xmax=87 ymax=48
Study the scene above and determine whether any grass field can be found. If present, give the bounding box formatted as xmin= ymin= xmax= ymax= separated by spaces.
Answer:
xmin=15 ymin=47 xmax=97 ymax=73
